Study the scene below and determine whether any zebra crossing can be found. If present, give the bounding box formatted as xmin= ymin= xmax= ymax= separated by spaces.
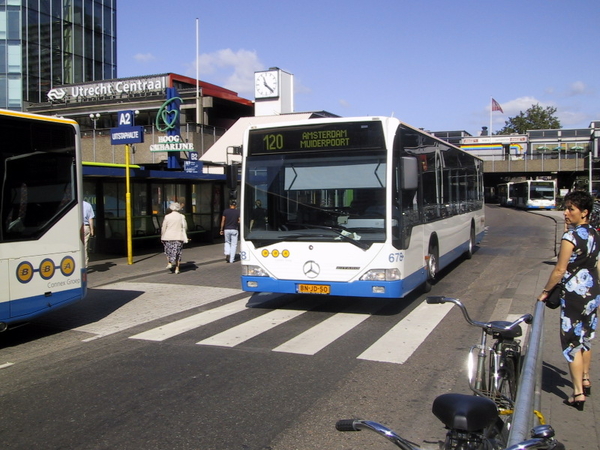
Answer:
xmin=86 ymin=282 xmax=457 ymax=364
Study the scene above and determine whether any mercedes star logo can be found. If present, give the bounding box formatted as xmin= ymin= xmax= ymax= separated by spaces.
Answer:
xmin=303 ymin=260 xmax=320 ymax=278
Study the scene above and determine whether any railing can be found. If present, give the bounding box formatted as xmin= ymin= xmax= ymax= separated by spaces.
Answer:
xmin=478 ymin=151 xmax=591 ymax=173
xmin=506 ymin=300 xmax=546 ymax=446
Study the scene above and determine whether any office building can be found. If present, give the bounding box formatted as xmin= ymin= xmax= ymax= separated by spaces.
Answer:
xmin=0 ymin=0 xmax=116 ymax=110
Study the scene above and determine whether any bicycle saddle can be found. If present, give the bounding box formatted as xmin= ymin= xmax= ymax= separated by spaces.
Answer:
xmin=432 ymin=393 xmax=498 ymax=432
xmin=489 ymin=320 xmax=522 ymax=339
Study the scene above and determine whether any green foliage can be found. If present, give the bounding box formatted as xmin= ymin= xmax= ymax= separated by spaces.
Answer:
xmin=496 ymin=104 xmax=561 ymax=135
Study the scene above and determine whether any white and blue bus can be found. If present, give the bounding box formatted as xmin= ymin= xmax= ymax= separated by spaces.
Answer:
xmin=239 ymin=117 xmax=485 ymax=299
xmin=513 ymin=180 xmax=556 ymax=210
xmin=497 ymin=182 xmax=516 ymax=207
xmin=0 ymin=110 xmax=86 ymax=330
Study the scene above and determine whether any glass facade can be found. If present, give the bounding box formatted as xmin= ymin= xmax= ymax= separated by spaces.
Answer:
xmin=0 ymin=0 xmax=116 ymax=109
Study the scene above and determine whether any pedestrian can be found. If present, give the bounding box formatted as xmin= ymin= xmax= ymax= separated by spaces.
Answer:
xmin=161 ymin=202 xmax=188 ymax=274
xmin=220 ymin=200 xmax=240 ymax=263
xmin=82 ymin=200 xmax=95 ymax=269
xmin=538 ymin=190 xmax=600 ymax=411
xmin=249 ymin=199 xmax=267 ymax=231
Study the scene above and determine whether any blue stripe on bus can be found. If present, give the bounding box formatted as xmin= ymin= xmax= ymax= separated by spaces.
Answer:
xmin=242 ymin=231 xmax=485 ymax=299
xmin=3 ymin=287 xmax=84 ymax=324
xmin=242 ymin=268 xmax=428 ymax=299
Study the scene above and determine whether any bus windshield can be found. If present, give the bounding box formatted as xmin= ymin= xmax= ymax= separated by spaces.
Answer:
xmin=0 ymin=118 xmax=77 ymax=242
xmin=244 ymin=151 xmax=388 ymax=248
xmin=530 ymin=182 xmax=554 ymax=200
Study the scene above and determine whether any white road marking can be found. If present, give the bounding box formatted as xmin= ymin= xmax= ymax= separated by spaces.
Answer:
xmin=130 ymin=298 xmax=249 ymax=341
xmin=196 ymin=309 xmax=306 ymax=347
xmin=77 ymin=283 xmax=243 ymax=340
xmin=357 ymin=300 xmax=453 ymax=364
xmin=273 ymin=312 xmax=370 ymax=355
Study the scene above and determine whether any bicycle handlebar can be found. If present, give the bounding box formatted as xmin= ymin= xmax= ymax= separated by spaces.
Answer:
xmin=426 ymin=296 xmax=533 ymax=334
xmin=335 ymin=419 xmax=418 ymax=450
xmin=336 ymin=419 xmax=562 ymax=449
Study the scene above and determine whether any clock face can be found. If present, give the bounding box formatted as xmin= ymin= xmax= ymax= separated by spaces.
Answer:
xmin=255 ymin=71 xmax=279 ymax=99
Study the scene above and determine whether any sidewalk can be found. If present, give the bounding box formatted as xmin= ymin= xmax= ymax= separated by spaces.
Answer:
xmin=522 ymin=210 xmax=598 ymax=450
xmin=86 ymin=240 xmax=232 ymax=289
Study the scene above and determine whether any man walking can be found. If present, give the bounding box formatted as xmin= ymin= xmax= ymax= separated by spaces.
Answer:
xmin=220 ymin=200 xmax=240 ymax=263
xmin=82 ymin=200 xmax=95 ymax=268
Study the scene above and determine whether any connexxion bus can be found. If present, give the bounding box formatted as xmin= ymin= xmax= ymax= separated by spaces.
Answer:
xmin=239 ymin=117 xmax=485 ymax=299
xmin=0 ymin=110 xmax=86 ymax=331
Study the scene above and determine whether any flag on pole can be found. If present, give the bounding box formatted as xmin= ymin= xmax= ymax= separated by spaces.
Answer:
xmin=492 ymin=98 xmax=503 ymax=113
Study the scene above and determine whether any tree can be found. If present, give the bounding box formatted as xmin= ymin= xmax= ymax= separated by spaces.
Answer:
xmin=496 ymin=104 xmax=561 ymax=135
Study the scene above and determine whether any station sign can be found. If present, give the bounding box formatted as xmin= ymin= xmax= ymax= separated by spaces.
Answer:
xmin=111 ymin=110 xmax=144 ymax=145
xmin=110 ymin=126 xmax=144 ymax=145
xmin=150 ymin=135 xmax=194 ymax=152
xmin=47 ymin=76 xmax=167 ymax=103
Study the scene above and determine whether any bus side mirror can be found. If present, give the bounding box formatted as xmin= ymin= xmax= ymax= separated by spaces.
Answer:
xmin=401 ymin=157 xmax=418 ymax=190
xmin=226 ymin=164 xmax=239 ymax=190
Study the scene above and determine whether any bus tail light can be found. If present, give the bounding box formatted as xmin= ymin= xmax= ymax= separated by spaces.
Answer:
xmin=242 ymin=265 xmax=268 ymax=277
xmin=360 ymin=268 xmax=401 ymax=281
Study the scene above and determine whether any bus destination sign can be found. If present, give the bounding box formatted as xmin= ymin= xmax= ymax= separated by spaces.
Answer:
xmin=248 ymin=121 xmax=384 ymax=155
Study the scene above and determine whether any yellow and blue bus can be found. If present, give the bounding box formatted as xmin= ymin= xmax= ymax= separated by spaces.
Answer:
xmin=239 ymin=116 xmax=485 ymax=298
xmin=0 ymin=110 xmax=86 ymax=330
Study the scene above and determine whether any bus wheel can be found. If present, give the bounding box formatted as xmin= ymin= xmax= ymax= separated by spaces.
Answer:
xmin=423 ymin=246 xmax=438 ymax=293
xmin=465 ymin=225 xmax=475 ymax=260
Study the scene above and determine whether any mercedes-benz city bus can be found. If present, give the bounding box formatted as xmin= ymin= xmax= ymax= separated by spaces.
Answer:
xmin=239 ymin=117 xmax=485 ymax=299
xmin=0 ymin=110 xmax=86 ymax=331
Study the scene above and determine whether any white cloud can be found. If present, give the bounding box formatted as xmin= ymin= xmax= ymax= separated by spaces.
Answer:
xmin=184 ymin=49 xmax=263 ymax=96
xmin=566 ymin=81 xmax=593 ymax=97
xmin=133 ymin=53 xmax=156 ymax=63
xmin=558 ymin=109 xmax=590 ymax=127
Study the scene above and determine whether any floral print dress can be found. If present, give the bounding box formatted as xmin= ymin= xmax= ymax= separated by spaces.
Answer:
xmin=560 ymin=224 xmax=600 ymax=362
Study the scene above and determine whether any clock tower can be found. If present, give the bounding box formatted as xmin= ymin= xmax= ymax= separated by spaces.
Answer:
xmin=254 ymin=67 xmax=294 ymax=116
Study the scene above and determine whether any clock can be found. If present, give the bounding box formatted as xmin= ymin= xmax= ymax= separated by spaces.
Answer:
xmin=254 ymin=70 xmax=279 ymax=99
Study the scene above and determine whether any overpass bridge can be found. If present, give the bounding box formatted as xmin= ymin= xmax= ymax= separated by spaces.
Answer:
xmin=481 ymin=152 xmax=595 ymax=196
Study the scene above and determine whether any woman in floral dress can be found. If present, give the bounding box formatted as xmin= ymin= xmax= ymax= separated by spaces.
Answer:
xmin=538 ymin=190 xmax=600 ymax=411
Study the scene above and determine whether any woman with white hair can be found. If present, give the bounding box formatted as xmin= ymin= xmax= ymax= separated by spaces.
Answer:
xmin=161 ymin=202 xmax=188 ymax=274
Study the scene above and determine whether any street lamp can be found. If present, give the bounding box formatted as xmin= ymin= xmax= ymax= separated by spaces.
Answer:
xmin=89 ymin=113 xmax=100 ymax=161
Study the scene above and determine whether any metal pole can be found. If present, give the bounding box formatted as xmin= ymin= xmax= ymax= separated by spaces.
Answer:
xmin=89 ymin=113 xmax=99 ymax=161
xmin=92 ymin=121 xmax=96 ymax=161
xmin=589 ymin=151 xmax=593 ymax=194
xmin=125 ymin=144 xmax=133 ymax=265
xmin=506 ymin=301 xmax=545 ymax=446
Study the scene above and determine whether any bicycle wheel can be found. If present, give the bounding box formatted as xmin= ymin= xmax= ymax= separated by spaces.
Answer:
xmin=489 ymin=349 xmax=517 ymax=407
xmin=483 ymin=417 xmax=508 ymax=450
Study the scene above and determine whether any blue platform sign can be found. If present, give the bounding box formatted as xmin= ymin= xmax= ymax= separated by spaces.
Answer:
xmin=117 ymin=110 xmax=136 ymax=127
xmin=184 ymin=160 xmax=203 ymax=174
xmin=110 ymin=125 xmax=144 ymax=145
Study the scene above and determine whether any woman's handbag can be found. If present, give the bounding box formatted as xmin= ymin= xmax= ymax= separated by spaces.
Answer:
xmin=545 ymin=284 xmax=564 ymax=309
xmin=545 ymin=268 xmax=579 ymax=309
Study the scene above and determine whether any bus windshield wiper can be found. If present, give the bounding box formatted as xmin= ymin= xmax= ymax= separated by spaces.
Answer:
xmin=298 ymin=225 xmax=369 ymax=250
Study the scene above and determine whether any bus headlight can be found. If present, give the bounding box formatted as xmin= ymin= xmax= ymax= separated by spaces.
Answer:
xmin=242 ymin=265 xmax=268 ymax=277
xmin=360 ymin=268 xmax=401 ymax=281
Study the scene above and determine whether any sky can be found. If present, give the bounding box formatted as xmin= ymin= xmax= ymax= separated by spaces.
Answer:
xmin=117 ymin=0 xmax=600 ymax=137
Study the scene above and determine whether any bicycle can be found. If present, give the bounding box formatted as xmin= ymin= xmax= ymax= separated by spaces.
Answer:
xmin=426 ymin=296 xmax=533 ymax=411
xmin=336 ymin=416 xmax=564 ymax=450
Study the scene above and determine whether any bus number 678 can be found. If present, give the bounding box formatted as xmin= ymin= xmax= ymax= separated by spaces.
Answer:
xmin=389 ymin=252 xmax=404 ymax=263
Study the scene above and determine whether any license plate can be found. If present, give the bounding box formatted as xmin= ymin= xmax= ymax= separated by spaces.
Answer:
xmin=298 ymin=284 xmax=330 ymax=295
